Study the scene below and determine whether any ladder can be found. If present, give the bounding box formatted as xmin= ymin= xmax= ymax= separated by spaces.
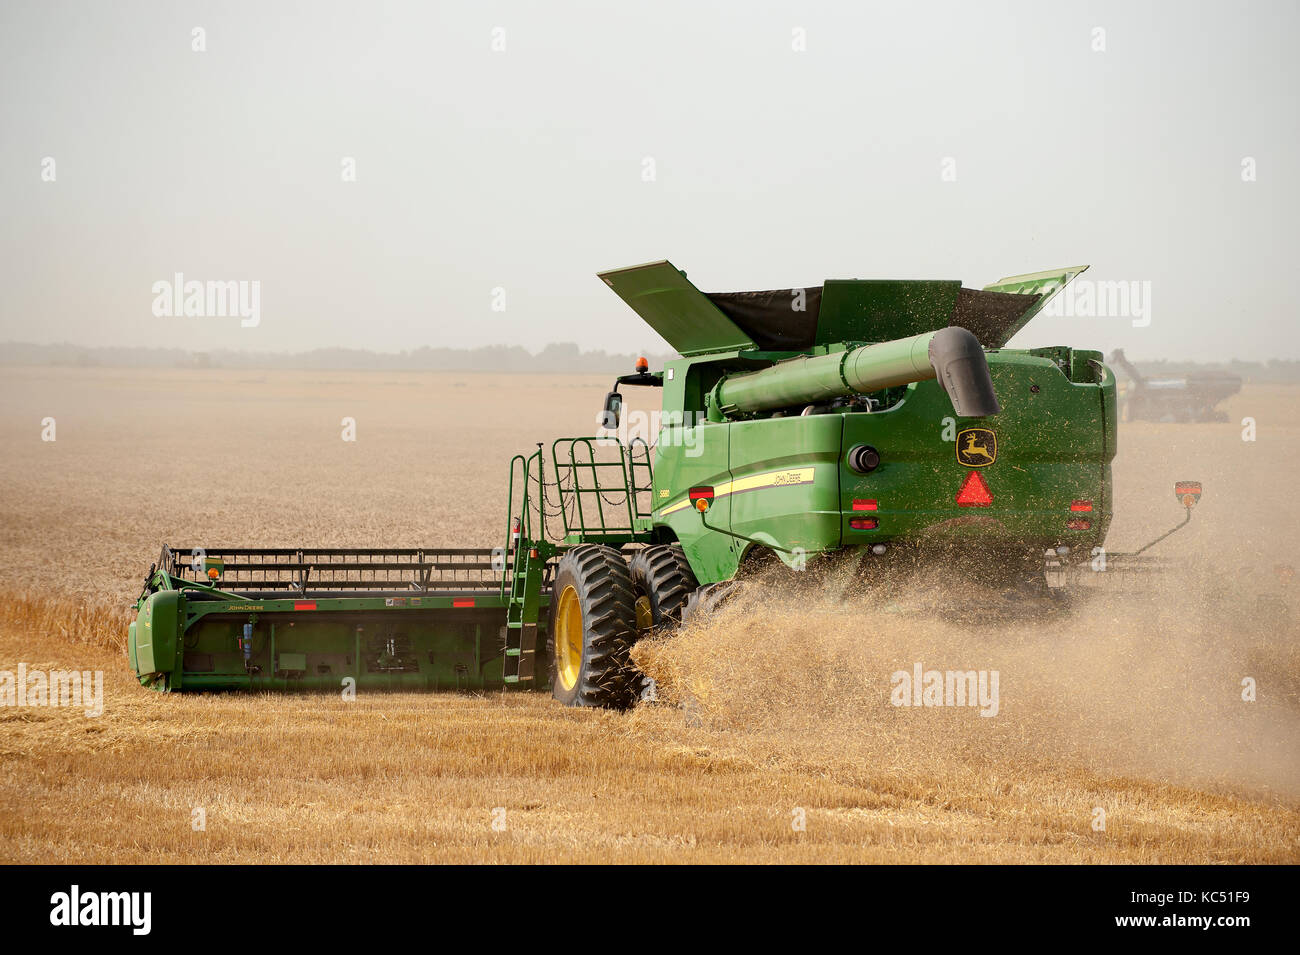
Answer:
xmin=501 ymin=446 xmax=551 ymax=685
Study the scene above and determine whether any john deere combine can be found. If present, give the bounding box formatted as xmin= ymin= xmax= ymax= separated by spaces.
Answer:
xmin=130 ymin=260 xmax=1195 ymax=707
xmin=1109 ymin=348 xmax=1241 ymax=422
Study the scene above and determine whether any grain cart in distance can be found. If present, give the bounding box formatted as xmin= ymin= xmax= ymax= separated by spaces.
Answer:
xmin=129 ymin=260 xmax=1199 ymax=708
xmin=1109 ymin=348 xmax=1241 ymax=422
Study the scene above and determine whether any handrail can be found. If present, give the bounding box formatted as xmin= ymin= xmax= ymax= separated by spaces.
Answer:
xmin=549 ymin=436 xmax=653 ymax=537
xmin=500 ymin=436 xmax=656 ymax=599
xmin=626 ymin=436 xmax=654 ymax=517
xmin=502 ymin=449 xmax=541 ymax=600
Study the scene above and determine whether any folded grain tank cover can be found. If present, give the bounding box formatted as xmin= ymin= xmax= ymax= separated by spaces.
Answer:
xmin=977 ymin=265 xmax=1090 ymax=347
xmin=597 ymin=260 xmax=756 ymax=356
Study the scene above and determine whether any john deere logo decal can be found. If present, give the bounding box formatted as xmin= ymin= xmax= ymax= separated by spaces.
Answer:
xmin=956 ymin=428 xmax=997 ymax=467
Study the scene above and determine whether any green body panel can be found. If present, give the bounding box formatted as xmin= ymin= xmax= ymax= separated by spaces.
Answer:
xmin=650 ymin=345 xmax=1116 ymax=586
xmin=652 ymin=420 xmax=737 ymax=583
xmin=661 ymin=353 xmax=735 ymax=421
xmin=134 ymin=590 xmax=181 ymax=675
xmin=728 ymin=415 xmax=846 ymax=564
xmin=834 ymin=355 xmax=1111 ymax=548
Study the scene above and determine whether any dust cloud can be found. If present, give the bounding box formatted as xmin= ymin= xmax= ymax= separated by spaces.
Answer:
xmin=633 ymin=552 xmax=1300 ymax=801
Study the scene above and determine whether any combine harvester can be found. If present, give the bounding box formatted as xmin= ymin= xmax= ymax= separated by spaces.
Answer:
xmin=129 ymin=261 xmax=1200 ymax=707
xmin=1109 ymin=348 xmax=1241 ymax=422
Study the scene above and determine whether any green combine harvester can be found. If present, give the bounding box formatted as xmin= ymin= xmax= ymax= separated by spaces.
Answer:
xmin=129 ymin=260 xmax=1199 ymax=707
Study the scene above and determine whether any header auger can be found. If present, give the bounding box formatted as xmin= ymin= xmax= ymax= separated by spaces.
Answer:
xmin=128 ymin=259 xmax=1198 ymax=708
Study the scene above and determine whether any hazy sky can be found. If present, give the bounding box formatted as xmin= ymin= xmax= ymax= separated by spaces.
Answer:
xmin=2 ymin=0 xmax=1296 ymax=361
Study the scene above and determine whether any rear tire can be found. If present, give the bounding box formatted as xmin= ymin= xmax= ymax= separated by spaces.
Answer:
xmin=627 ymin=545 xmax=698 ymax=701
xmin=549 ymin=545 xmax=640 ymax=709
xmin=628 ymin=544 xmax=697 ymax=634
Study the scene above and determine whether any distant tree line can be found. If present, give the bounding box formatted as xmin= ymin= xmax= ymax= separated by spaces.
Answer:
xmin=1 ymin=342 xmax=1297 ymax=381
xmin=0 ymin=342 xmax=674 ymax=374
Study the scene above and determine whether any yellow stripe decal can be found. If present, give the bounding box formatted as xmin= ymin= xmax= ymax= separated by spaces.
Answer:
xmin=658 ymin=467 xmax=816 ymax=516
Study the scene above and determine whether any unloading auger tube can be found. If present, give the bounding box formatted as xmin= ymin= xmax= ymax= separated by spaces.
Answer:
xmin=708 ymin=326 xmax=1001 ymax=418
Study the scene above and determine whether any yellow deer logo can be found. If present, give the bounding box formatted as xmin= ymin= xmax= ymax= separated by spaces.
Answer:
xmin=956 ymin=429 xmax=997 ymax=467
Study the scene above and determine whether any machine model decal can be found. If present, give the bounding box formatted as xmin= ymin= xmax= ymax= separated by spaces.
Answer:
xmin=659 ymin=467 xmax=816 ymax=516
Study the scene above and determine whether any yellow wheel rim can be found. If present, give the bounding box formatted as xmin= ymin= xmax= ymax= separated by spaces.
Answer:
xmin=554 ymin=584 xmax=583 ymax=692
xmin=634 ymin=595 xmax=653 ymax=634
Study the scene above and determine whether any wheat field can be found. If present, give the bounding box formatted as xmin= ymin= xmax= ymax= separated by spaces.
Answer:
xmin=0 ymin=366 xmax=1297 ymax=863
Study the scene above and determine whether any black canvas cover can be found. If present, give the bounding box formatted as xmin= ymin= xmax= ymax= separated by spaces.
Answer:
xmin=705 ymin=288 xmax=822 ymax=351
xmin=950 ymin=288 xmax=1042 ymax=349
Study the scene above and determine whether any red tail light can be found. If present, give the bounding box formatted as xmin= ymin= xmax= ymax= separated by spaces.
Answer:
xmin=1070 ymin=500 xmax=1092 ymax=512
xmin=1175 ymin=481 xmax=1202 ymax=508
xmin=955 ymin=471 xmax=993 ymax=507
xmin=852 ymin=499 xmax=878 ymax=511
xmin=849 ymin=518 xmax=878 ymax=530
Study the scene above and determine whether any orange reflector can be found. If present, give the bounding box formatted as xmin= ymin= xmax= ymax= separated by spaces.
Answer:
xmin=955 ymin=471 xmax=993 ymax=507
xmin=635 ymin=356 xmax=649 ymax=373
xmin=852 ymin=499 xmax=878 ymax=511
xmin=453 ymin=598 xmax=475 ymax=608
xmin=1066 ymin=519 xmax=1091 ymax=530
xmin=849 ymin=518 xmax=878 ymax=530
xmin=1070 ymin=500 xmax=1093 ymax=512
xmin=207 ymin=568 xmax=220 ymax=579
xmin=293 ymin=601 xmax=316 ymax=610
xmin=690 ymin=485 xmax=714 ymax=512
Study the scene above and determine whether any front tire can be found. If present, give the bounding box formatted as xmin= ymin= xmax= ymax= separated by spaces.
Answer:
xmin=550 ymin=545 xmax=640 ymax=709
